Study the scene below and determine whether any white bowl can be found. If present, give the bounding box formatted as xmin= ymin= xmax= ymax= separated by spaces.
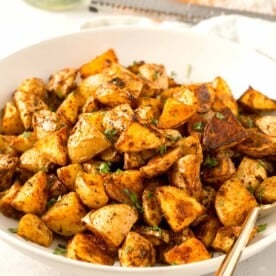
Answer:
xmin=0 ymin=26 xmax=276 ymax=276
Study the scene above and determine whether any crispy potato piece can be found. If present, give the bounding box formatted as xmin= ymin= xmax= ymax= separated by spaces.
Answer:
xmin=57 ymin=163 xmax=83 ymax=191
xmin=1 ymin=101 xmax=24 ymax=135
xmin=154 ymin=128 xmax=182 ymax=147
xmin=119 ymin=231 xmax=156 ymax=267
xmin=47 ymin=174 xmax=68 ymax=199
xmin=79 ymin=49 xmax=118 ymax=78
xmin=68 ymin=115 xmax=111 ymax=163
xmin=239 ymin=86 xmax=276 ymax=111
xmin=56 ymin=91 xmax=81 ymax=126
xmin=12 ymin=171 xmax=48 ymax=215
xmin=83 ymin=204 xmax=138 ymax=248
xmin=203 ymin=108 xmax=248 ymax=151
xmin=14 ymin=90 xmax=49 ymax=129
xmin=17 ymin=213 xmax=53 ymax=247
xmin=236 ymin=128 xmax=276 ymax=158
xmin=104 ymin=170 xmax=143 ymax=205
xmin=115 ymin=122 xmax=163 ymax=153
xmin=158 ymin=97 xmax=197 ymax=129
xmin=17 ymin=77 xmax=47 ymax=99
xmin=123 ymin=152 xmax=146 ymax=169
xmin=138 ymin=64 xmax=168 ymax=91
xmin=164 ymin=237 xmax=210 ymax=265
xmin=9 ymin=131 xmax=37 ymax=152
xmin=135 ymin=226 xmax=170 ymax=246
xmin=215 ymin=178 xmax=257 ymax=226
xmin=76 ymin=172 xmax=108 ymax=209
xmin=102 ymin=104 xmax=134 ymax=133
xmin=0 ymin=181 xmax=22 ymax=218
xmin=82 ymin=95 xmax=98 ymax=113
xmin=170 ymin=154 xmax=202 ymax=200
xmin=0 ymin=154 xmax=18 ymax=191
xmin=202 ymin=151 xmax=236 ymax=189
xmin=156 ymin=186 xmax=204 ymax=232
xmin=142 ymin=181 xmax=162 ymax=227
xmin=42 ymin=192 xmax=86 ymax=237
xmin=0 ymin=135 xmax=17 ymax=156
xmin=47 ymin=68 xmax=77 ymax=98
xmin=19 ymin=147 xmax=50 ymax=172
xmin=255 ymin=176 xmax=276 ymax=204
xmin=201 ymin=186 xmax=217 ymax=211
xmin=100 ymin=147 xmax=121 ymax=163
xmin=255 ymin=115 xmax=276 ymax=137
xmin=212 ymin=77 xmax=238 ymax=116
xmin=193 ymin=216 xmax=221 ymax=248
xmin=235 ymin=157 xmax=267 ymax=191
xmin=67 ymin=232 xmax=115 ymax=265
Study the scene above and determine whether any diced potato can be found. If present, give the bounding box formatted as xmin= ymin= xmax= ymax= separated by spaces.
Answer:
xmin=47 ymin=174 xmax=68 ymax=199
xmin=158 ymin=97 xmax=197 ymax=129
xmin=115 ymin=122 xmax=163 ymax=153
xmin=0 ymin=135 xmax=17 ymax=156
xmin=0 ymin=181 xmax=22 ymax=218
xmin=119 ymin=232 xmax=156 ymax=267
xmin=135 ymin=226 xmax=170 ymax=246
xmin=67 ymin=232 xmax=115 ymax=265
xmin=75 ymin=172 xmax=108 ymax=209
xmin=79 ymin=49 xmax=118 ymax=78
xmin=17 ymin=213 xmax=53 ymax=247
xmin=142 ymin=181 xmax=162 ymax=227
xmin=83 ymin=204 xmax=138 ymax=248
xmin=193 ymin=216 xmax=221 ymax=248
xmin=1 ymin=101 xmax=24 ymax=135
xmin=80 ymin=112 xmax=106 ymax=133
xmin=104 ymin=170 xmax=143 ymax=206
xmin=212 ymin=77 xmax=238 ymax=116
xmin=235 ymin=157 xmax=267 ymax=191
xmin=82 ymin=95 xmax=98 ymax=113
xmin=170 ymin=154 xmax=202 ymax=200
xmin=0 ymin=154 xmax=19 ymax=191
xmin=14 ymin=90 xmax=49 ymax=129
xmin=47 ymin=68 xmax=77 ymax=98
xmin=17 ymin=77 xmax=47 ymax=99
xmin=236 ymin=128 xmax=276 ymax=158
xmin=57 ymin=163 xmax=83 ymax=191
xmin=203 ymin=108 xmax=248 ymax=151
xmin=255 ymin=115 xmax=276 ymax=137
xmin=138 ymin=64 xmax=168 ymax=91
xmin=239 ymin=86 xmax=276 ymax=111
xmin=100 ymin=147 xmax=121 ymax=163
xmin=215 ymin=178 xmax=257 ymax=226
xmin=135 ymin=97 xmax=161 ymax=124
xmin=164 ymin=237 xmax=210 ymax=265
xmin=123 ymin=152 xmax=146 ymax=169
xmin=9 ymin=131 xmax=37 ymax=152
xmin=156 ymin=186 xmax=204 ymax=232
xmin=42 ymin=192 xmax=86 ymax=237
xmin=68 ymin=115 xmax=111 ymax=163
xmin=255 ymin=176 xmax=276 ymax=204
xmin=12 ymin=171 xmax=48 ymax=215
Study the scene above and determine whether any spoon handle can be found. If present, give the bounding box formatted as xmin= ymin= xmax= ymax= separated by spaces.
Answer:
xmin=216 ymin=207 xmax=260 ymax=276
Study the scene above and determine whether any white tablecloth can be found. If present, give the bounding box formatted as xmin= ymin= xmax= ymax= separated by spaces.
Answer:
xmin=0 ymin=1 xmax=276 ymax=275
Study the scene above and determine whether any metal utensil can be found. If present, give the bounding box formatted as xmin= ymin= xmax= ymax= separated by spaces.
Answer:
xmin=89 ymin=0 xmax=276 ymax=24
xmin=216 ymin=202 xmax=276 ymax=276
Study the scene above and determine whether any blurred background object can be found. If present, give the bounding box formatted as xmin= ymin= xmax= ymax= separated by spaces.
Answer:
xmin=24 ymin=0 xmax=84 ymax=10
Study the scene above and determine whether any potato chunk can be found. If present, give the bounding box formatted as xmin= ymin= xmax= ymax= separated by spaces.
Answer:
xmin=12 ymin=171 xmax=48 ymax=215
xmin=67 ymin=232 xmax=115 ymax=265
xmin=119 ymin=232 xmax=156 ymax=267
xmin=164 ymin=237 xmax=210 ymax=265
xmin=0 ymin=154 xmax=18 ymax=191
xmin=83 ymin=204 xmax=138 ymax=248
xmin=215 ymin=178 xmax=257 ymax=226
xmin=255 ymin=115 xmax=276 ymax=137
xmin=75 ymin=172 xmax=108 ymax=209
xmin=42 ymin=192 xmax=86 ymax=237
xmin=17 ymin=213 xmax=53 ymax=247
xmin=255 ymin=176 xmax=276 ymax=204
xmin=156 ymin=186 xmax=204 ymax=232
xmin=17 ymin=77 xmax=47 ymax=99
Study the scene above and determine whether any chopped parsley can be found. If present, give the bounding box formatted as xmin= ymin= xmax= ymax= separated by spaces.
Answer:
xmin=115 ymin=168 xmax=123 ymax=174
xmin=56 ymin=90 xmax=64 ymax=99
xmin=151 ymin=118 xmax=158 ymax=125
xmin=186 ymin=64 xmax=192 ymax=79
xmin=53 ymin=243 xmax=67 ymax=255
xmin=98 ymin=162 xmax=111 ymax=174
xmin=159 ymin=145 xmax=167 ymax=156
xmin=104 ymin=128 xmax=117 ymax=142
xmin=8 ymin=228 xmax=18 ymax=234
xmin=247 ymin=186 xmax=255 ymax=194
xmin=47 ymin=198 xmax=57 ymax=209
xmin=153 ymin=70 xmax=159 ymax=80
xmin=165 ymin=135 xmax=181 ymax=142
xmin=257 ymin=159 xmax=266 ymax=169
xmin=203 ymin=155 xmax=218 ymax=168
xmin=257 ymin=223 xmax=267 ymax=233
xmin=123 ymin=188 xmax=143 ymax=213
xmin=247 ymin=117 xmax=254 ymax=128
xmin=170 ymin=71 xmax=177 ymax=78
xmin=22 ymin=131 xmax=32 ymax=139
xmin=215 ymin=112 xmax=225 ymax=120
xmin=192 ymin=121 xmax=204 ymax=131
xmin=146 ymin=191 xmax=153 ymax=199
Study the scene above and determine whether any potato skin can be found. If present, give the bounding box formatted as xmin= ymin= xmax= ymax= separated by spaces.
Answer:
xmin=42 ymin=192 xmax=86 ymax=237
xmin=17 ymin=213 xmax=53 ymax=247
xmin=119 ymin=232 xmax=156 ymax=267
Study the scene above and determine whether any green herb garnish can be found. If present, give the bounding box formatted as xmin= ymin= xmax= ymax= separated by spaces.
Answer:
xmin=47 ymin=198 xmax=57 ymax=209
xmin=257 ymin=159 xmax=266 ymax=169
xmin=247 ymin=186 xmax=255 ymax=194
xmin=186 ymin=64 xmax=192 ymax=79
xmin=215 ymin=112 xmax=225 ymax=120
xmin=159 ymin=145 xmax=167 ymax=156
xmin=53 ymin=244 xmax=67 ymax=255
xmin=56 ymin=90 xmax=64 ymax=99
xmin=170 ymin=71 xmax=177 ymax=78
xmin=151 ymin=118 xmax=158 ymax=125
xmin=203 ymin=155 xmax=218 ymax=168
xmin=247 ymin=117 xmax=254 ymax=128
xmin=165 ymin=135 xmax=181 ymax=142
xmin=8 ymin=228 xmax=18 ymax=234
xmin=192 ymin=121 xmax=204 ymax=131
xmin=104 ymin=128 xmax=117 ymax=142
xmin=153 ymin=70 xmax=159 ymax=80
xmin=98 ymin=162 xmax=111 ymax=174
xmin=123 ymin=188 xmax=143 ymax=213
xmin=22 ymin=131 xmax=32 ymax=139
xmin=146 ymin=191 xmax=153 ymax=199
xmin=257 ymin=223 xmax=267 ymax=233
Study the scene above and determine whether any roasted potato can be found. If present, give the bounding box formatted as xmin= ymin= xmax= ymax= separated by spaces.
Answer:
xmin=255 ymin=176 xmax=276 ymax=204
xmin=17 ymin=77 xmax=47 ymax=99
xmin=0 ymin=154 xmax=18 ymax=191
xmin=255 ymin=115 xmax=276 ymax=137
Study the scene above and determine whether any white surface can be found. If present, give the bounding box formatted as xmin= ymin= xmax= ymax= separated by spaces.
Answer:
xmin=0 ymin=1 xmax=276 ymax=276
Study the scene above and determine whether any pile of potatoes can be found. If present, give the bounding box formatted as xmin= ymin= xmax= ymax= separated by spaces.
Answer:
xmin=0 ymin=49 xmax=276 ymax=267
